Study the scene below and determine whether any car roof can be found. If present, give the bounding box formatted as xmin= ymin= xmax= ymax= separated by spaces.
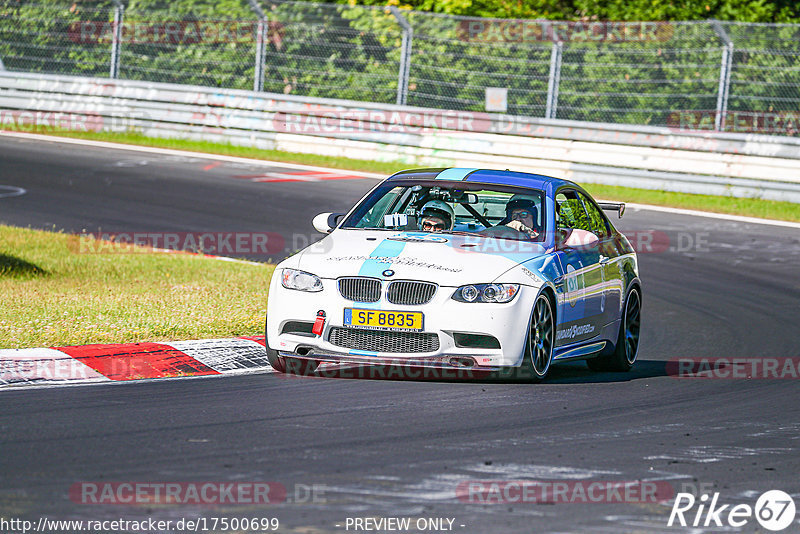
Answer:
xmin=386 ymin=168 xmax=578 ymax=191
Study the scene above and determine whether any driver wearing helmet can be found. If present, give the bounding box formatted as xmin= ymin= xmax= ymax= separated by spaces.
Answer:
xmin=499 ymin=195 xmax=540 ymax=239
xmin=418 ymin=200 xmax=454 ymax=233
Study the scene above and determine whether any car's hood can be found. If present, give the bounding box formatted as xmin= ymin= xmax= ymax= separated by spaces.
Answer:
xmin=293 ymin=229 xmax=548 ymax=286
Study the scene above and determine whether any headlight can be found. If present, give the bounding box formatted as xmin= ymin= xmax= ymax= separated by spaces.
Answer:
xmin=452 ymin=283 xmax=519 ymax=303
xmin=281 ymin=268 xmax=323 ymax=292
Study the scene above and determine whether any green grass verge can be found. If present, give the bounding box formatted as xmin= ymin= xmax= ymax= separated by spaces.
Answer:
xmin=0 ymin=225 xmax=273 ymax=349
xmin=3 ymin=126 xmax=799 ymax=222
xmin=583 ymin=184 xmax=799 ymax=222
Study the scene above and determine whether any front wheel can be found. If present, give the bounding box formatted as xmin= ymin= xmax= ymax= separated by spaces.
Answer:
xmin=587 ymin=286 xmax=641 ymax=372
xmin=516 ymin=293 xmax=555 ymax=382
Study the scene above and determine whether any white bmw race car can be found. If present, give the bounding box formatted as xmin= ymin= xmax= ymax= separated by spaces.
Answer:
xmin=265 ymin=168 xmax=641 ymax=381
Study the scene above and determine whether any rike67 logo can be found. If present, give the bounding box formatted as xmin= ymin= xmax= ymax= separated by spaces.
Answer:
xmin=668 ymin=490 xmax=796 ymax=531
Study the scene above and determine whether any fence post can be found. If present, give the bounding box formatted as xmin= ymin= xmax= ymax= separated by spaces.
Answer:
xmin=254 ymin=19 xmax=267 ymax=92
xmin=390 ymin=6 xmax=412 ymax=106
xmin=711 ymin=20 xmax=734 ymax=131
xmin=109 ymin=0 xmax=124 ymax=79
xmin=545 ymin=41 xmax=562 ymax=119
xmin=0 ymin=57 xmax=5 ymax=71
xmin=715 ymin=43 xmax=734 ymax=131
xmin=247 ymin=0 xmax=268 ymax=92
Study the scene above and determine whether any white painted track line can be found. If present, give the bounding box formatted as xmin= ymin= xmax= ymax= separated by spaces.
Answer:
xmin=0 ymin=131 xmax=384 ymax=178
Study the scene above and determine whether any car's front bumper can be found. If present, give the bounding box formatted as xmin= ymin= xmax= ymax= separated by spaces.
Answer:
xmin=277 ymin=348 xmax=502 ymax=371
xmin=266 ymin=273 xmax=538 ymax=369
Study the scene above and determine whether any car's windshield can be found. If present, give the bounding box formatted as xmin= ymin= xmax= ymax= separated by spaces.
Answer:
xmin=341 ymin=181 xmax=546 ymax=241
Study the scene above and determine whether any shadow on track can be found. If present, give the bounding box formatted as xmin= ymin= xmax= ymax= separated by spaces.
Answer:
xmin=542 ymin=359 xmax=668 ymax=384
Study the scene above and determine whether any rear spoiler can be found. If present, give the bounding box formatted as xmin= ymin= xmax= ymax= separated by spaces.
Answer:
xmin=597 ymin=202 xmax=625 ymax=218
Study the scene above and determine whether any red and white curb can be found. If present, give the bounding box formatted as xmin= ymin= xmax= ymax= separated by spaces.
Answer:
xmin=0 ymin=336 xmax=275 ymax=389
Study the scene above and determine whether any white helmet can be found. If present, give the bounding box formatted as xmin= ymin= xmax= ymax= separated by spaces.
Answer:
xmin=419 ymin=200 xmax=454 ymax=230
xmin=504 ymin=194 xmax=539 ymax=224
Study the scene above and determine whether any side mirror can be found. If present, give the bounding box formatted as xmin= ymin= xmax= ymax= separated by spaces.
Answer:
xmin=562 ymin=228 xmax=599 ymax=249
xmin=312 ymin=212 xmax=344 ymax=234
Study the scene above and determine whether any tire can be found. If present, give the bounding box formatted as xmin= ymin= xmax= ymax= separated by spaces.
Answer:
xmin=265 ymin=320 xmax=319 ymax=376
xmin=587 ymin=286 xmax=641 ymax=372
xmin=516 ymin=293 xmax=555 ymax=382
xmin=265 ymin=343 xmax=287 ymax=373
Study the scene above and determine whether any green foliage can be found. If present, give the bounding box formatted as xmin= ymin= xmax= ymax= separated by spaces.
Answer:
xmin=0 ymin=0 xmax=798 ymax=131
xmin=0 ymin=2 xmax=114 ymax=76
xmin=569 ymin=0 xmax=799 ymax=23
xmin=332 ymin=0 xmax=800 ymax=21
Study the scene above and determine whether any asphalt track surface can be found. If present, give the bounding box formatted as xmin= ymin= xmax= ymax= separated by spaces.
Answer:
xmin=1 ymin=134 xmax=799 ymax=533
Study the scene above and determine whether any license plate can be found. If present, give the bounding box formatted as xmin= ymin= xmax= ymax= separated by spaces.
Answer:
xmin=344 ymin=308 xmax=424 ymax=331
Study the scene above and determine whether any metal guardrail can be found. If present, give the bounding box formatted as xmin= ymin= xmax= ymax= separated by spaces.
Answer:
xmin=0 ymin=72 xmax=798 ymax=203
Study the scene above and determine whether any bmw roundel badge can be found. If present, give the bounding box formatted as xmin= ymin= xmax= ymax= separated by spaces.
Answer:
xmin=382 ymin=269 xmax=395 ymax=277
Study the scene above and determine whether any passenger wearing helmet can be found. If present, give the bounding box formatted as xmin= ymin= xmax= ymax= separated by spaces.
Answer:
xmin=499 ymin=195 xmax=540 ymax=239
xmin=418 ymin=199 xmax=454 ymax=233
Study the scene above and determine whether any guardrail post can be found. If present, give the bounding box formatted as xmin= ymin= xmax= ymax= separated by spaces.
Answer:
xmin=545 ymin=41 xmax=562 ymax=119
xmin=109 ymin=0 xmax=124 ymax=79
xmin=247 ymin=0 xmax=268 ymax=92
xmin=390 ymin=6 xmax=412 ymax=106
xmin=711 ymin=20 xmax=734 ymax=131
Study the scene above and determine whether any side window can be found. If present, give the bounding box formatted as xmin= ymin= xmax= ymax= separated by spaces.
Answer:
xmin=578 ymin=193 xmax=609 ymax=237
xmin=555 ymin=190 xmax=591 ymax=232
xmin=555 ymin=192 xmax=573 ymax=229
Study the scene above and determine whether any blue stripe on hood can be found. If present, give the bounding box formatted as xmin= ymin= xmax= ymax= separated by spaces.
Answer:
xmin=435 ymin=168 xmax=478 ymax=181
xmin=352 ymin=238 xmax=406 ymax=308
xmin=358 ymin=239 xmax=406 ymax=277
